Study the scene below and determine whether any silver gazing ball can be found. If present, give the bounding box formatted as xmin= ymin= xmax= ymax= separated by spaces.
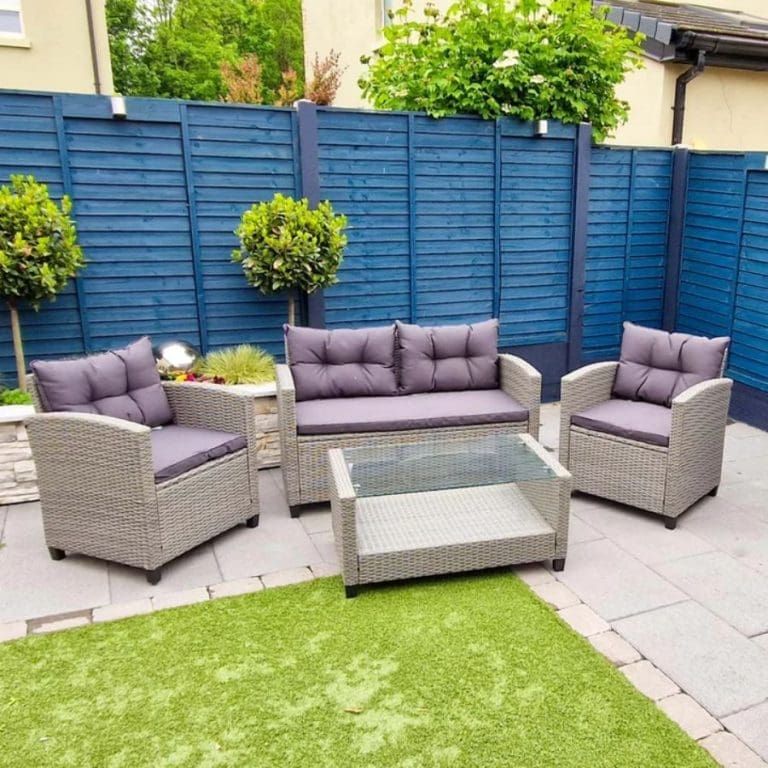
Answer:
xmin=153 ymin=340 xmax=199 ymax=374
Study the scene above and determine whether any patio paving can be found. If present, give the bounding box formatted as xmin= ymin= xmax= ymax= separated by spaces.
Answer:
xmin=2 ymin=402 xmax=768 ymax=763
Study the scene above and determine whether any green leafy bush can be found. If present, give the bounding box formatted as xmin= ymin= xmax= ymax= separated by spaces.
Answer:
xmin=0 ymin=388 xmax=32 ymax=405
xmin=196 ymin=345 xmax=275 ymax=385
xmin=359 ymin=0 xmax=643 ymax=141
xmin=0 ymin=175 xmax=85 ymax=390
xmin=233 ymin=193 xmax=347 ymax=325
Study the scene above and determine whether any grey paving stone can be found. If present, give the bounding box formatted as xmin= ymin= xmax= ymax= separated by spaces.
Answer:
xmin=208 ymin=577 xmax=264 ymax=599
xmin=109 ymin=542 xmax=221 ymax=603
xmin=657 ymin=551 xmax=768 ymax=637
xmin=261 ymin=567 xmax=313 ymax=588
xmin=722 ymin=435 xmax=768 ymax=463
xmin=0 ymin=505 xmax=7 ymax=542
xmin=621 ymin=660 xmax=680 ymax=701
xmin=701 ymin=732 xmax=768 ymax=768
xmin=753 ymin=633 xmax=768 ymax=652
xmin=32 ymin=614 xmax=90 ymax=634
xmin=310 ymin=531 xmax=338 ymax=565
xmin=614 ymin=601 xmax=768 ymax=718
xmin=0 ymin=504 xmax=109 ymax=622
xmin=214 ymin=516 xmax=323 ymax=581
xmin=260 ymin=469 xmax=291 ymax=520
xmin=552 ymin=538 xmax=686 ymax=621
xmin=151 ymin=588 xmax=209 ymax=611
xmin=568 ymin=515 xmax=603 ymax=544
xmin=726 ymin=422 xmax=768 ymax=440
xmin=576 ymin=502 xmax=713 ymax=565
xmin=0 ymin=621 xmax=26 ymax=643
xmin=514 ymin=563 xmax=554 ymax=586
xmin=299 ymin=506 xmax=332 ymax=534
xmin=723 ymin=701 xmax=768 ymax=762
xmin=718 ymin=480 xmax=768 ymax=523
xmin=658 ymin=694 xmax=721 ymax=740
xmin=557 ymin=603 xmax=609 ymax=637
xmin=589 ymin=630 xmax=641 ymax=667
xmin=310 ymin=562 xmax=341 ymax=578
xmin=531 ymin=581 xmax=581 ymax=609
xmin=92 ymin=599 xmax=153 ymax=623
xmin=538 ymin=403 xmax=560 ymax=451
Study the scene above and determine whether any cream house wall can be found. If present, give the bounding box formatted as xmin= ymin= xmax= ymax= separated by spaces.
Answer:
xmin=0 ymin=0 xmax=113 ymax=94
xmin=303 ymin=0 xmax=768 ymax=149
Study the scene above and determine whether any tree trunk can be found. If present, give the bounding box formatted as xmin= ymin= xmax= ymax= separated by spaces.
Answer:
xmin=287 ymin=294 xmax=296 ymax=326
xmin=8 ymin=302 xmax=26 ymax=392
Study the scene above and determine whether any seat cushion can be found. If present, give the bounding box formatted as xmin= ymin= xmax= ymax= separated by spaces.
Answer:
xmin=571 ymin=398 xmax=672 ymax=447
xmin=285 ymin=324 xmax=398 ymax=401
xmin=612 ymin=322 xmax=730 ymax=407
xmin=150 ymin=425 xmax=247 ymax=483
xmin=295 ymin=389 xmax=527 ymax=436
xmin=396 ymin=319 xmax=499 ymax=394
xmin=31 ymin=337 xmax=173 ymax=427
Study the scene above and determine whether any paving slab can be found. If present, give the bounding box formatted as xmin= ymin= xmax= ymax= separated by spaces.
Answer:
xmin=0 ymin=621 xmax=27 ymax=643
xmin=614 ymin=601 xmax=768 ymax=718
xmin=656 ymin=551 xmax=768 ymax=637
xmin=309 ymin=531 xmax=338 ymax=565
xmin=299 ymin=506 xmax=332 ymax=534
xmin=753 ymin=633 xmax=768 ymax=652
xmin=658 ymin=694 xmax=721 ymax=740
xmin=722 ymin=435 xmax=768 ymax=463
xmin=310 ymin=562 xmax=341 ymax=578
xmin=0 ymin=505 xmax=7 ymax=542
xmin=723 ymin=701 xmax=768 ymax=762
xmin=718 ymin=481 xmax=768 ymax=523
xmin=531 ymin=581 xmax=580 ymax=609
xmin=261 ymin=567 xmax=313 ymax=588
xmin=576 ymin=502 xmax=713 ymax=565
xmin=557 ymin=604 xmax=609 ymax=637
xmin=109 ymin=542 xmax=221 ymax=603
xmin=213 ymin=516 xmax=323 ymax=581
xmin=260 ymin=470 xmax=292 ymax=520
xmin=568 ymin=515 xmax=603 ymax=544
xmin=514 ymin=563 xmax=554 ymax=586
xmin=553 ymin=538 xmax=686 ymax=621
xmin=32 ymin=614 xmax=90 ymax=634
xmin=92 ymin=599 xmax=153 ymax=623
xmin=589 ymin=630 xmax=641 ymax=667
xmin=701 ymin=732 xmax=768 ymax=768
xmin=0 ymin=504 xmax=109 ymax=622
xmin=208 ymin=577 xmax=264 ymax=599
xmin=621 ymin=660 xmax=679 ymax=701
xmin=151 ymin=588 xmax=209 ymax=611
xmin=726 ymin=422 xmax=768 ymax=440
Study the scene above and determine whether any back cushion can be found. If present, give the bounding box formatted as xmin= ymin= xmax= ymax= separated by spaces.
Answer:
xmin=396 ymin=319 xmax=499 ymax=394
xmin=31 ymin=336 xmax=173 ymax=427
xmin=612 ymin=322 xmax=730 ymax=407
xmin=285 ymin=324 xmax=398 ymax=401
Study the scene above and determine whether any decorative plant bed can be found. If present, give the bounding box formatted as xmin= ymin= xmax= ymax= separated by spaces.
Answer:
xmin=0 ymin=405 xmax=38 ymax=504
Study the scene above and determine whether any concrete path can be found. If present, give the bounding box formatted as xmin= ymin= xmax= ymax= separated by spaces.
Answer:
xmin=2 ymin=403 xmax=768 ymax=765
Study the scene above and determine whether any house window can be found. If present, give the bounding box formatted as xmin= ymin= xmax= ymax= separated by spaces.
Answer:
xmin=0 ymin=0 xmax=23 ymax=35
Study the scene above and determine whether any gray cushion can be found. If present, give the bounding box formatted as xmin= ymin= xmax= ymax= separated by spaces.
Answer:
xmin=150 ymin=424 xmax=247 ymax=483
xmin=31 ymin=337 xmax=173 ymax=427
xmin=571 ymin=398 xmax=672 ymax=447
xmin=396 ymin=319 xmax=499 ymax=394
xmin=295 ymin=389 xmax=527 ymax=435
xmin=285 ymin=324 xmax=398 ymax=401
xmin=612 ymin=322 xmax=730 ymax=407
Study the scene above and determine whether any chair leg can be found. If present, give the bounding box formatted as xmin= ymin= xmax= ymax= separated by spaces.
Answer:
xmin=145 ymin=569 xmax=162 ymax=585
xmin=664 ymin=516 xmax=678 ymax=530
xmin=345 ymin=585 xmax=359 ymax=598
xmin=48 ymin=547 xmax=65 ymax=561
xmin=245 ymin=514 xmax=259 ymax=528
xmin=709 ymin=485 xmax=719 ymax=497
xmin=289 ymin=505 xmax=301 ymax=519
xmin=552 ymin=558 xmax=566 ymax=572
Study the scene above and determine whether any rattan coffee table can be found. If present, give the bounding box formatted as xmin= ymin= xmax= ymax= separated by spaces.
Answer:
xmin=328 ymin=432 xmax=571 ymax=597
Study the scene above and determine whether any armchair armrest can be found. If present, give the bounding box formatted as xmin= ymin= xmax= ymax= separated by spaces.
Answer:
xmin=558 ymin=361 xmax=618 ymax=467
xmin=276 ymin=364 xmax=301 ymax=506
xmin=666 ymin=378 xmax=733 ymax=516
xmin=499 ymin=354 xmax=542 ymax=439
xmin=328 ymin=448 xmax=358 ymax=588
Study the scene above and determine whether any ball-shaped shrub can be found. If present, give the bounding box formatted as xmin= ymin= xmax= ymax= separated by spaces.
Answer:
xmin=232 ymin=193 xmax=347 ymax=325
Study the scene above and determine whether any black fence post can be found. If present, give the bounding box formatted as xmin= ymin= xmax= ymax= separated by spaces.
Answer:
xmin=296 ymin=99 xmax=325 ymax=328
xmin=662 ymin=146 xmax=690 ymax=331
xmin=567 ymin=122 xmax=592 ymax=371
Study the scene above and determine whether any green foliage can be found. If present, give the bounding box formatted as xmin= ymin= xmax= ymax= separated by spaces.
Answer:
xmin=359 ymin=0 xmax=644 ymax=141
xmin=106 ymin=0 xmax=305 ymax=103
xmin=0 ymin=176 xmax=85 ymax=310
xmin=233 ymin=194 xmax=347 ymax=296
xmin=0 ymin=388 xmax=32 ymax=405
xmin=196 ymin=344 xmax=275 ymax=384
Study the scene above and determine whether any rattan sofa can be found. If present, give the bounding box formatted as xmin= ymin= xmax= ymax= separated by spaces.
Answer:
xmin=277 ymin=320 xmax=542 ymax=514
xmin=26 ymin=373 xmax=260 ymax=585
xmin=559 ymin=323 xmax=732 ymax=529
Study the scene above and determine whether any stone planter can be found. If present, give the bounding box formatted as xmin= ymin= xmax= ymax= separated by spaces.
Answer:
xmin=225 ymin=382 xmax=280 ymax=469
xmin=0 ymin=405 xmax=38 ymax=505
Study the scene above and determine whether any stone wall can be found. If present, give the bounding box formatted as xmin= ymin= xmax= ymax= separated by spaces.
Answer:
xmin=0 ymin=406 xmax=38 ymax=505
xmin=251 ymin=392 xmax=280 ymax=469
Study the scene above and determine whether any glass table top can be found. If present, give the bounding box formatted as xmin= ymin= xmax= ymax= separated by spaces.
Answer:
xmin=342 ymin=433 xmax=555 ymax=499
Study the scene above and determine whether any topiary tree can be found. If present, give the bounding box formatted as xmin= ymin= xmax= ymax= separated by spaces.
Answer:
xmin=0 ymin=175 xmax=85 ymax=391
xmin=232 ymin=193 xmax=347 ymax=325
xmin=359 ymin=0 xmax=644 ymax=142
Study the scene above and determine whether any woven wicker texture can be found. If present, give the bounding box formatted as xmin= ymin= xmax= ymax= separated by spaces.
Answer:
xmin=26 ymin=376 xmax=260 ymax=573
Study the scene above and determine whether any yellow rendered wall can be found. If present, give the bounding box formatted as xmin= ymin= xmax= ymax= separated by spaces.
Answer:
xmin=0 ymin=0 xmax=114 ymax=94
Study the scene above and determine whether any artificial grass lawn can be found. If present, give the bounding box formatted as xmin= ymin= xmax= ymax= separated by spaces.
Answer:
xmin=1 ymin=574 xmax=714 ymax=768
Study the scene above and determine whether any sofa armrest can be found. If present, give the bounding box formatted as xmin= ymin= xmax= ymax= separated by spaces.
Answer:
xmin=276 ymin=364 xmax=301 ymax=506
xmin=499 ymin=354 xmax=542 ymax=439
xmin=328 ymin=448 xmax=359 ymax=588
xmin=558 ymin=362 xmax=618 ymax=467
xmin=665 ymin=378 xmax=733 ymax=516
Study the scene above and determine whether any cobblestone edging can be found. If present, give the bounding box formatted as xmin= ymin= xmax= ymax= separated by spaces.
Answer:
xmin=1 ymin=562 xmax=764 ymax=768
xmin=0 ymin=405 xmax=38 ymax=505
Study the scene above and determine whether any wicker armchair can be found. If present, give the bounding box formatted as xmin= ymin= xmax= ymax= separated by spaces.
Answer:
xmin=277 ymin=353 xmax=542 ymax=513
xmin=26 ymin=378 xmax=260 ymax=583
xmin=559 ymin=361 xmax=732 ymax=528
